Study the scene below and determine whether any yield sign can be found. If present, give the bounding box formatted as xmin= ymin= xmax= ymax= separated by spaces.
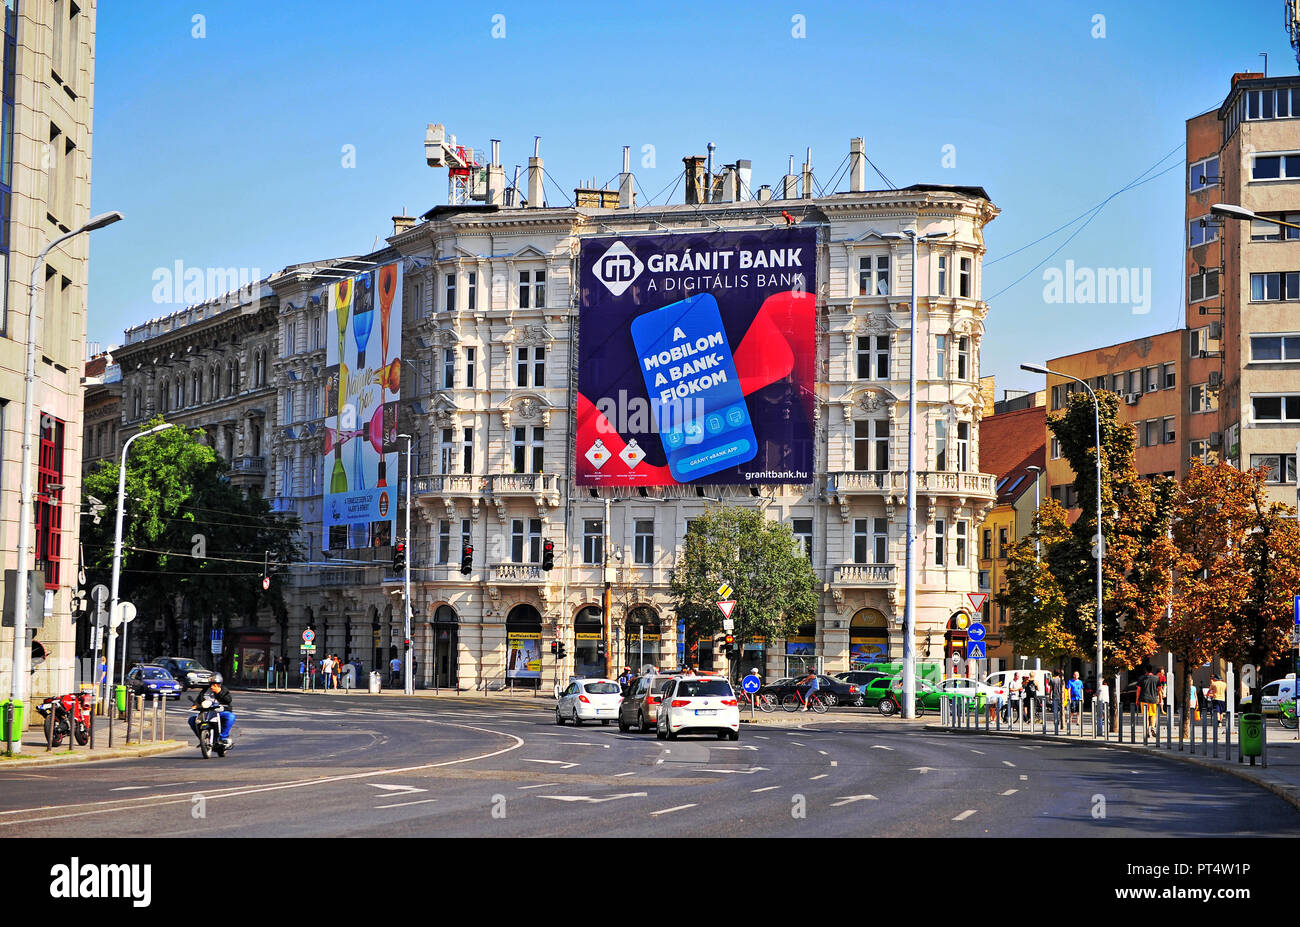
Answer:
xmin=967 ymin=593 xmax=989 ymax=614
xmin=717 ymin=600 xmax=736 ymax=619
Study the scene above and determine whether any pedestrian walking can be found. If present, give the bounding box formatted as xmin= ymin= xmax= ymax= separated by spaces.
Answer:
xmin=390 ymin=655 xmax=402 ymax=687
xmin=1067 ymin=671 xmax=1084 ymax=724
xmin=1157 ymin=667 xmax=1167 ymax=715
xmin=1050 ymin=668 xmax=1064 ymax=726
xmin=1009 ymin=673 xmax=1023 ymax=722
xmin=320 ymin=653 xmax=335 ymax=691
xmin=1022 ymin=674 xmax=1038 ymax=720
xmin=1095 ymin=676 xmax=1110 ymax=735
xmin=1136 ymin=665 xmax=1161 ymax=738
xmin=1209 ymin=674 xmax=1227 ymax=727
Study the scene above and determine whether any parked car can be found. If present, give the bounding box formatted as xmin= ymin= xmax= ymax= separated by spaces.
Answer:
xmin=760 ymin=674 xmax=863 ymax=707
xmin=656 ymin=676 xmax=740 ymax=740
xmin=555 ymin=678 xmax=622 ymax=726
xmin=1242 ymin=676 xmax=1296 ymax=716
xmin=618 ymin=673 xmax=678 ymax=733
xmin=935 ymin=676 xmax=1001 ymax=701
xmin=153 ymin=656 xmax=215 ymax=690
xmin=835 ymin=670 xmax=892 ymax=692
xmin=125 ymin=664 xmax=185 ymax=700
xmin=869 ymin=676 xmax=942 ymax=715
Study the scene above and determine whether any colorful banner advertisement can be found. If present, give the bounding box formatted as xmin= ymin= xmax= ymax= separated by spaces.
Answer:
xmin=849 ymin=641 xmax=889 ymax=668
xmin=506 ymin=632 xmax=542 ymax=679
xmin=577 ymin=228 xmax=816 ymax=486
xmin=324 ymin=262 xmax=403 ymax=549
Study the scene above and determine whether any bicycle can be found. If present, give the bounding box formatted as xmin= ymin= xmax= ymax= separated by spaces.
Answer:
xmin=739 ymin=690 xmax=777 ymax=713
xmin=1279 ymin=697 xmax=1297 ymax=730
xmin=781 ymin=690 xmax=828 ymax=713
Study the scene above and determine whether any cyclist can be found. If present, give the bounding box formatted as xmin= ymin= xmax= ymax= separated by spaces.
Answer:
xmin=796 ymin=670 xmax=820 ymax=712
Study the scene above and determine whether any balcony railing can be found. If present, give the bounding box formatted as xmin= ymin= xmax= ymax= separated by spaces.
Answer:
xmin=231 ymin=455 xmax=266 ymax=474
xmin=828 ymin=470 xmax=995 ymax=496
xmin=491 ymin=473 xmax=558 ymax=495
xmin=489 ymin=562 xmax=547 ymax=584
xmin=413 ymin=474 xmax=484 ymax=496
xmin=832 ymin=563 xmax=897 ymax=586
xmin=412 ymin=473 xmax=560 ymax=499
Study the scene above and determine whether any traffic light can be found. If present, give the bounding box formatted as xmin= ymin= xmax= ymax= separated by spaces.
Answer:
xmin=460 ymin=544 xmax=473 ymax=575
xmin=724 ymin=633 xmax=735 ymax=657
xmin=542 ymin=539 xmax=555 ymax=571
xmin=550 ymin=640 xmax=558 ymax=655
xmin=392 ymin=542 xmax=406 ymax=573
xmin=557 ymin=642 xmax=567 ymax=660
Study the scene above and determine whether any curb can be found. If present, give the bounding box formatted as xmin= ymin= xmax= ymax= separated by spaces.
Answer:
xmin=0 ymin=740 xmax=187 ymax=768
xmin=241 ymin=687 xmax=550 ymax=710
xmin=925 ymin=724 xmax=1300 ymax=812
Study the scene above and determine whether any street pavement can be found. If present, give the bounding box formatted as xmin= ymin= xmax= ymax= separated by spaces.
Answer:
xmin=0 ymin=691 xmax=1294 ymax=837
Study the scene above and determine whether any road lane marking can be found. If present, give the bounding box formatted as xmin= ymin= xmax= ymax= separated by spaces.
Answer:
xmin=870 ymin=745 xmax=894 ymax=751
xmin=614 ymin=772 xmax=636 ymax=777
xmin=970 ymin=750 xmax=985 ymax=755
xmin=751 ymin=786 xmax=779 ymax=793
xmin=521 ymin=759 xmax=579 ymax=769
xmin=368 ymin=783 xmax=426 ymax=794
xmin=375 ymin=799 xmax=439 ymax=809
xmin=952 ymin=809 xmax=977 ymax=821
xmin=109 ymin=787 xmax=149 ymax=792
xmin=650 ymin=803 xmax=697 ymax=816
xmin=556 ymin=742 xmax=610 ymax=748
xmin=1001 ymin=789 xmax=1019 ymax=796
xmin=830 ymin=795 xmax=877 ymax=806
xmin=790 ymin=741 xmax=806 ymax=746
xmin=0 ymin=719 xmax=525 ymax=826
xmin=1019 ymin=775 xmax=1028 ymax=780
xmin=756 ymin=735 xmax=770 ymax=740
xmin=517 ymin=783 xmax=559 ymax=790
xmin=539 ymin=792 xmax=647 ymax=803
xmin=831 ymin=761 xmax=837 ymax=767
xmin=808 ymin=774 xmax=828 ymax=781
xmin=817 ymin=750 xmax=829 ymax=756
xmin=697 ymin=767 xmax=768 ymax=775
xmin=910 ymin=767 xmax=937 ymax=774
xmin=1002 ymin=761 xmax=1016 ymax=767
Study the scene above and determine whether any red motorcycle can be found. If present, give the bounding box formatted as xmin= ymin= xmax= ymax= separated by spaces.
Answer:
xmin=35 ymin=692 xmax=92 ymax=747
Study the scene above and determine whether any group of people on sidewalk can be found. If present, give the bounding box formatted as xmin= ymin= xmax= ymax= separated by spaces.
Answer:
xmin=298 ymin=654 xmax=362 ymax=690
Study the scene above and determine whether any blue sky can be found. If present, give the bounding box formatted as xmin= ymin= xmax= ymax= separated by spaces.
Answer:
xmin=88 ymin=1 xmax=1296 ymax=392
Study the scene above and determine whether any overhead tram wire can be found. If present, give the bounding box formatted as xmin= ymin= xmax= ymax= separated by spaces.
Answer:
xmin=985 ymin=157 xmax=1185 ymax=302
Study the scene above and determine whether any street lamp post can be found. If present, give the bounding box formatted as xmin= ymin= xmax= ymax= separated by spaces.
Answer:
xmin=1021 ymin=363 xmax=1104 ymax=684
xmin=881 ymin=228 xmax=947 ymax=719
xmin=398 ymin=434 xmax=413 ymax=695
xmin=5 ymin=211 xmax=124 ymax=755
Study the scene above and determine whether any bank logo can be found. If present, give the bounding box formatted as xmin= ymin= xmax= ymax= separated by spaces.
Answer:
xmin=593 ymin=241 xmax=643 ymax=296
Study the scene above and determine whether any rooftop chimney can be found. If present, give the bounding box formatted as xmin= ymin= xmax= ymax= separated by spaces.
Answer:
xmin=618 ymin=145 xmax=634 ymax=208
xmin=486 ymin=139 xmax=506 ymax=206
xmin=720 ymin=164 xmax=738 ymax=202
xmin=849 ymin=137 xmax=866 ymax=192
xmin=782 ymin=155 xmax=798 ymax=200
xmin=801 ymin=146 xmax=813 ymax=199
xmin=509 ymin=165 xmax=521 ymax=206
xmin=392 ymin=214 xmax=417 ymax=235
xmin=683 ymin=155 xmax=706 ymax=204
xmin=757 ymin=184 xmax=772 ymax=203
xmin=736 ymin=159 xmax=752 ymax=200
xmin=527 ymin=136 xmax=543 ymax=208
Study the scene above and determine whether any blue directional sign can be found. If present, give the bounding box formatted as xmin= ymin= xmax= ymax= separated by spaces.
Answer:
xmin=742 ymin=674 xmax=761 ymax=694
xmin=967 ymin=623 xmax=986 ymax=643
xmin=1294 ymin=594 xmax=1299 ymax=625
xmin=966 ymin=640 xmax=986 ymax=659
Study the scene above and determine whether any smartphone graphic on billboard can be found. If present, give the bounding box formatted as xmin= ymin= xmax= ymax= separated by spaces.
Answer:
xmin=629 ymin=293 xmax=757 ymax=482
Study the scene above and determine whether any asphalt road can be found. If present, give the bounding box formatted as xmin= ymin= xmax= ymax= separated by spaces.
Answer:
xmin=2 ymin=691 xmax=1294 ymax=837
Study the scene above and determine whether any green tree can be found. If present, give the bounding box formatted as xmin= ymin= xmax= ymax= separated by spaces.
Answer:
xmin=82 ymin=417 xmax=302 ymax=657
xmin=669 ymin=505 xmax=817 ymax=679
xmin=1048 ymin=391 xmax=1176 ymax=675
xmin=998 ymin=498 xmax=1078 ymax=662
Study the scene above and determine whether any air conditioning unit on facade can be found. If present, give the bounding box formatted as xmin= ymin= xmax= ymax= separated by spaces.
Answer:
xmin=1208 ymin=431 xmax=1223 ymax=448
xmin=1125 ymin=393 xmax=1141 ymax=405
xmin=1208 ymin=371 xmax=1222 ymax=388
xmin=1208 ymin=321 xmax=1222 ymax=340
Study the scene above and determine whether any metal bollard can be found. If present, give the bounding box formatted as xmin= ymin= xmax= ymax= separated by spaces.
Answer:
xmin=160 ymin=696 xmax=166 ymax=741
xmin=1166 ymin=699 xmax=1173 ymax=749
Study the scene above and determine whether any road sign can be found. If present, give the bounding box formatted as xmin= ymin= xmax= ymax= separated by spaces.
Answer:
xmin=717 ymin=582 xmax=733 ymax=600
xmin=967 ymin=622 xmax=986 ymax=643
xmin=742 ymin=674 xmax=761 ymax=694
xmin=953 ymin=610 xmax=969 ymax=630
xmin=1294 ymin=595 xmax=1299 ymax=626
xmin=91 ymin=584 xmax=109 ymax=606
xmin=967 ymin=592 xmax=988 ymax=614
xmin=300 ymin=644 xmax=316 ymax=654
xmin=111 ymin=601 xmax=136 ymax=628
xmin=966 ymin=640 xmax=986 ymax=659
xmin=717 ymin=600 xmax=736 ymax=620
xmin=303 ymin=628 xmax=315 ymax=644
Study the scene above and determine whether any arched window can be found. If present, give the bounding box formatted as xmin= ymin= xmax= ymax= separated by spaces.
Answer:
xmin=505 ymin=604 xmax=543 ymax=688
xmin=192 ymin=371 xmax=202 ymax=405
xmin=132 ymin=389 xmax=141 ymax=419
xmin=849 ymin=609 xmax=889 ymax=670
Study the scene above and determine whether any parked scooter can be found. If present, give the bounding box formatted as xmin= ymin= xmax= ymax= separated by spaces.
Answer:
xmin=191 ymin=694 xmax=230 ymax=759
xmin=35 ymin=692 xmax=92 ymax=747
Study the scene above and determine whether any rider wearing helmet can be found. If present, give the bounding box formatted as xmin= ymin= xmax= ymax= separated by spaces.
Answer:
xmin=188 ymin=672 xmax=235 ymax=746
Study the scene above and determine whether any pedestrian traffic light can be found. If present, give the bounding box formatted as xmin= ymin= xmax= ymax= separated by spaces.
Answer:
xmin=542 ymin=539 xmax=555 ymax=571
xmin=392 ymin=542 xmax=406 ymax=573
xmin=550 ymin=640 xmax=558 ymax=655
xmin=460 ymin=544 xmax=473 ymax=575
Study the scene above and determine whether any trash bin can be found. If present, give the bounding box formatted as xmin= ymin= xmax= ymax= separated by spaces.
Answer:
xmin=115 ymin=685 xmax=127 ymax=715
xmin=1240 ymin=713 xmax=1264 ymax=757
xmin=976 ymin=693 xmax=987 ymax=711
xmin=368 ymin=671 xmax=381 ymax=694
xmin=0 ymin=699 xmax=23 ymax=744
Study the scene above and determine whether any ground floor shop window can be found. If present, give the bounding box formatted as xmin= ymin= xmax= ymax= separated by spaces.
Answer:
xmin=849 ymin=609 xmax=889 ymax=669
xmin=574 ymin=606 xmax=604 ymax=678
xmin=506 ymin=604 xmax=542 ymax=688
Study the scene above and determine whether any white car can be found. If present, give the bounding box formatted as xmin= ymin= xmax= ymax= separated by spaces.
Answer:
xmin=656 ymin=676 xmax=740 ymax=741
xmin=556 ymin=678 xmax=622 ymax=726
xmin=936 ymin=676 xmax=1002 ymax=701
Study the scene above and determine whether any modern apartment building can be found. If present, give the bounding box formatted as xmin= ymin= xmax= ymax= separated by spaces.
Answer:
xmin=0 ymin=0 xmax=98 ymax=703
xmin=1189 ymin=72 xmax=1300 ymax=504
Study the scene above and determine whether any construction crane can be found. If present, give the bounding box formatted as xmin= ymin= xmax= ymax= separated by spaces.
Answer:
xmin=424 ymin=123 xmax=484 ymax=206
xmin=1288 ymin=0 xmax=1300 ymax=71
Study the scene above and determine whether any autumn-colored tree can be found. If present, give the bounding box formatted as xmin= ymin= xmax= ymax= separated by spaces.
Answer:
xmin=1171 ymin=460 xmax=1300 ymax=716
xmin=998 ymin=498 xmax=1079 ymax=661
xmin=1048 ymin=391 xmax=1176 ymax=680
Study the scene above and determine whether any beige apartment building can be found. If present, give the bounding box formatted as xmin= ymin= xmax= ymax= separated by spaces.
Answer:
xmin=0 ymin=0 xmax=98 ymax=704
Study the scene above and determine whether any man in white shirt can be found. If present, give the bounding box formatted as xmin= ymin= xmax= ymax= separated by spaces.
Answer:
xmin=1095 ymin=677 xmax=1110 ymax=735
xmin=320 ymin=654 xmax=335 ymax=690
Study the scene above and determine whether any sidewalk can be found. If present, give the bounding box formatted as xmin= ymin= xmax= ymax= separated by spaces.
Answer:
xmin=1 ymin=708 xmax=186 ymax=768
xmin=928 ymin=711 xmax=1300 ymax=811
xmin=248 ymin=683 xmax=552 ymax=711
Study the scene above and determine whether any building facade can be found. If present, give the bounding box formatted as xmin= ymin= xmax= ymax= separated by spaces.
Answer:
xmin=0 ymin=0 xmax=98 ymax=703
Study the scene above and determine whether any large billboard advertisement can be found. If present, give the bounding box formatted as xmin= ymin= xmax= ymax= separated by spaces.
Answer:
xmin=577 ymin=228 xmax=815 ymax=486
xmin=324 ymin=262 xmax=402 ymax=549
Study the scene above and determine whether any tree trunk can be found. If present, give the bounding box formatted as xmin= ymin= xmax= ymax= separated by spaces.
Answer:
xmin=1179 ymin=656 xmax=1192 ymax=740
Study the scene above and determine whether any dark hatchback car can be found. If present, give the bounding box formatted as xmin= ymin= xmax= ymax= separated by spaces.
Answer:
xmin=154 ymin=657 xmax=216 ymax=690
xmin=761 ymin=673 xmax=863 ymax=707
xmin=125 ymin=664 xmax=185 ymax=700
